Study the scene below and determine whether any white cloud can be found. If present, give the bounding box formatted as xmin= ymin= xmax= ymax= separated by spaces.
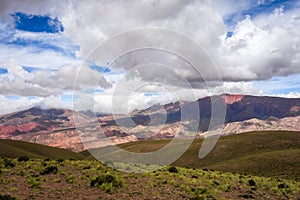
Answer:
xmin=56 ymin=0 xmax=226 ymax=59
xmin=0 ymin=94 xmax=76 ymax=116
xmin=0 ymin=60 xmax=110 ymax=97
xmin=0 ymin=95 xmax=42 ymax=116
xmin=1 ymin=0 xmax=300 ymax=83
xmin=57 ymin=0 xmax=300 ymax=84
xmin=217 ymin=15 xmax=300 ymax=81
xmin=0 ymin=44 xmax=82 ymax=69
xmin=0 ymin=0 xmax=300 ymax=114
xmin=0 ymin=0 xmax=66 ymax=20
xmin=0 ymin=22 xmax=82 ymax=69
xmin=215 ymin=0 xmax=253 ymax=20
xmin=274 ymin=91 xmax=300 ymax=98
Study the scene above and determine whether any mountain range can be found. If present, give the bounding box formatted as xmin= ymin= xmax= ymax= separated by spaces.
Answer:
xmin=0 ymin=94 xmax=299 ymax=152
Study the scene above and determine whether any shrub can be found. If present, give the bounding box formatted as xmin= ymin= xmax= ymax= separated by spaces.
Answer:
xmin=248 ymin=179 xmax=256 ymax=187
xmin=212 ymin=180 xmax=220 ymax=186
xmin=18 ymin=156 xmax=29 ymax=162
xmin=168 ymin=166 xmax=178 ymax=173
xmin=27 ymin=177 xmax=41 ymax=188
xmin=225 ymin=185 xmax=231 ymax=192
xmin=199 ymin=188 xmax=207 ymax=194
xmin=66 ymin=175 xmax=75 ymax=184
xmin=3 ymin=159 xmax=15 ymax=168
xmin=278 ymin=183 xmax=289 ymax=189
xmin=238 ymin=194 xmax=255 ymax=199
xmin=90 ymin=173 xmax=124 ymax=193
xmin=190 ymin=188 xmax=208 ymax=200
xmin=56 ymin=159 xmax=64 ymax=164
xmin=82 ymin=165 xmax=91 ymax=170
xmin=0 ymin=194 xmax=17 ymax=200
xmin=17 ymin=170 xmax=25 ymax=177
xmin=40 ymin=166 xmax=58 ymax=175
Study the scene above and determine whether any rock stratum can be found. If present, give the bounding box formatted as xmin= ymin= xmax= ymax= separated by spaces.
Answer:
xmin=0 ymin=94 xmax=300 ymax=152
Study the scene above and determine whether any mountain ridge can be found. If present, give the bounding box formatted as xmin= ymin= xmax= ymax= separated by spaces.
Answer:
xmin=0 ymin=94 xmax=299 ymax=151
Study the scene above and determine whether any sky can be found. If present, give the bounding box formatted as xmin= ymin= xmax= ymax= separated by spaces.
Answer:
xmin=0 ymin=0 xmax=300 ymax=115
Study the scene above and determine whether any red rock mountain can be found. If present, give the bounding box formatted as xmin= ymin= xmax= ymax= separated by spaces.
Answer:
xmin=0 ymin=94 xmax=300 ymax=151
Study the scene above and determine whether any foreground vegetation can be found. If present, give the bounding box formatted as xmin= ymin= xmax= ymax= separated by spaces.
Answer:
xmin=2 ymin=131 xmax=299 ymax=181
xmin=0 ymin=157 xmax=299 ymax=199
xmin=0 ymin=130 xmax=299 ymax=199
xmin=87 ymin=130 xmax=300 ymax=181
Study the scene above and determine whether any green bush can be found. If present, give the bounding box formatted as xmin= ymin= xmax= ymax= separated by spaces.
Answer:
xmin=238 ymin=194 xmax=255 ymax=199
xmin=168 ymin=166 xmax=178 ymax=173
xmin=4 ymin=159 xmax=15 ymax=168
xmin=18 ymin=156 xmax=29 ymax=162
xmin=27 ymin=177 xmax=41 ymax=188
xmin=66 ymin=175 xmax=75 ymax=184
xmin=278 ymin=183 xmax=289 ymax=189
xmin=16 ymin=171 xmax=25 ymax=177
xmin=82 ymin=165 xmax=91 ymax=170
xmin=40 ymin=166 xmax=58 ymax=175
xmin=90 ymin=173 xmax=124 ymax=193
xmin=0 ymin=194 xmax=17 ymax=200
xmin=212 ymin=180 xmax=220 ymax=186
xmin=56 ymin=159 xmax=64 ymax=164
xmin=248 ymin=179 xmax=256 ymax=187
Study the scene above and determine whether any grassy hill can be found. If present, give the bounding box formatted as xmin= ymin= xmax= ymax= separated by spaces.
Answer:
xmin=85 ymin=131 xmax=300 ymax=181
xmin=0 ymin=131 xmax=299 ymax=199
xmin=0 ymin=139 xmax=85 ymax=160
xmin=0 ymin=158 xmax=299 ymax=199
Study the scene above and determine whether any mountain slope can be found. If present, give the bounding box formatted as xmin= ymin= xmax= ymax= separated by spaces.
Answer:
xmin=0 ymin=94 xmax=300 ymax=151
xmin=222 ymin=115 xmax=300 ymax=135
xmin=85 ymin=130 xmax=300 ymax=180
xmin=0 ymin=107 xmax=96 ymax=151
xmin=0 ymin=107 xmax=75 ymax=136
xmin=0 ymin=139 xmax=85 ymax=159
xmin=124 ymin=94 xmax=300 ymax=130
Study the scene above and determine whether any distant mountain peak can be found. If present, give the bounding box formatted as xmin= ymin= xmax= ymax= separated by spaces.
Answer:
xmin=1 ymin=94 xmax=300 ymax=152
xmin=222 ymin=94 xmax=245 ymax=104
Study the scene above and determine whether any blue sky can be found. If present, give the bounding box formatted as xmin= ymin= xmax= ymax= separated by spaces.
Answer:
xmin=0 ymin=0 xmax=299 ymax=114
xmin=12 ymin=12 xmax=64 ymax=33
xmin=223 ymin=0 xmax=298 ymax=30
xmin=253 ymin=73 xmax=300 ymax=95
xmin=0 ymin=68 xmax=8 ymax=74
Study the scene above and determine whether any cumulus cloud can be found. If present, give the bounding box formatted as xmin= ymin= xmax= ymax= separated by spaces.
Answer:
xmin=0 ymin=0 xmax=65 ymax=21
xmin=218 ymin=15 xmax=300 ymax=81
xmin=1 ymin=0 xmax=300 ymax=83
xmin=0 ymin=94 xmax=77 ymax=116
xmin=0 ymin=0 xmax=300 ymax=114
xmin=56 ymin=0 xmax=300 ymax=85
xmin=0 ymin=60 xmax=110 ymax=97
xmin=0 ymin=44 xmax=81 ymax=70
xmin=0 ymin=21 xmax=81 ymax=69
